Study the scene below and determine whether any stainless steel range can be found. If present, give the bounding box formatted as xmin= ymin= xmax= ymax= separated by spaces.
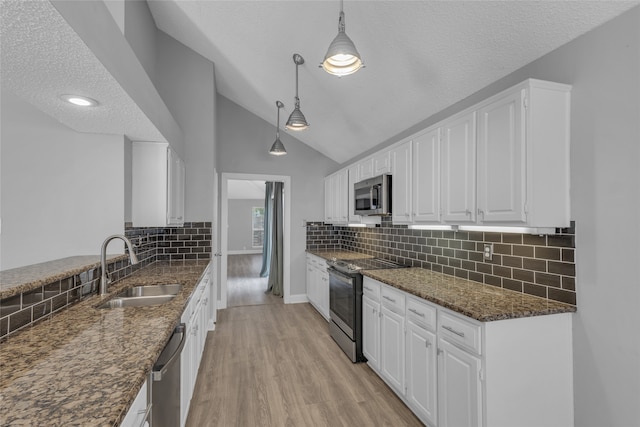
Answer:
xmin=327 ymin=257 xmax=407 ymax=362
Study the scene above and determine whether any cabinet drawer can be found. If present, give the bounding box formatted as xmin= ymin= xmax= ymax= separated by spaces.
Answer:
xmin=380 ymin=285 xmax=405 ymax=314
xmin=406 ymin=296 xmax=436 ymax=331
xmin=363 ymin=277 xmax=380 ymax=301
xmin=438 ymin=311 xmax=482 ymax=355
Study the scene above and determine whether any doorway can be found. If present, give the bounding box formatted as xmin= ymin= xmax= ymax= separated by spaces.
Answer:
xmin=219 ymin=173 xmax=291 ymax=309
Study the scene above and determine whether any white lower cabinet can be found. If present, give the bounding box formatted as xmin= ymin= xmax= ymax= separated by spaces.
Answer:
xmin=437 ymin=338 xmax=482 ymax=427
xmin=380 ymin=305 xmax=405 ymax=395
xmin=362 ymin=277 xmax=573 ymax=427
xmin=362 ymin=294 xmax=380 ymax=370
xmin=406 ymin=322 xmax=438 ymax=427
xmin=120 ymin=380 xmax=149 ymax=427
xmin=306 ymin=254 xmax=329 ymax=321
xmin=179 ymin=267 xmax=212 ymax=427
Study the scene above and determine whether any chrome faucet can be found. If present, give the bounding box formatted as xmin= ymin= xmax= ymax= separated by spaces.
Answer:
xmin=100 ymin=235 xmax=140 ymax=295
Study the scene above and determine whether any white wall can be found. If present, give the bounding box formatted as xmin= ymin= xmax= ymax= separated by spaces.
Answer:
xmin=217 ymin=95 xmax=339 ymax=296
xmin=228 ymin=199 xmax=264 ymax=252
xmin=0 ymin=91 xmax=125 ymax=270
xmin=343 ymin=7 xmax=640 ymax=426
xmin=155 ymin=31 xmax=216 ymax=222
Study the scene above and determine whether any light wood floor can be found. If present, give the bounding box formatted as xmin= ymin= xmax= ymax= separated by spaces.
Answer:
xmin=227 ymin=254 xmax=282 ymax=307
xmin=186 ymin=303 xmax=423 ymax=426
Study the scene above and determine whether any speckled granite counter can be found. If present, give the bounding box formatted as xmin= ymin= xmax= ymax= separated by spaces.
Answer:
xmin=306 ymin=249 xmax=374 ymax=261
xmin=362 ymin=267 xmax=576 ymax=322
xmin=0 ymin=260 xmax=209 ymax=426
xmin=0 ymin=255 xmax=128 ymax=299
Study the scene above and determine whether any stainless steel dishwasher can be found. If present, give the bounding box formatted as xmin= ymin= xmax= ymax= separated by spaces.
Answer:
xmin=151 ymin=323 xmax=186 ymax=427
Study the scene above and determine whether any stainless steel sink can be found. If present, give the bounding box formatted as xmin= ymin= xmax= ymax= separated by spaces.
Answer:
xmin=97 ymin=284 xmax=182 ymax=309
xmin=115 ymin=283 xmax=182 ymax=298
xmin=97 ymin=295 xmax=177 ymax=309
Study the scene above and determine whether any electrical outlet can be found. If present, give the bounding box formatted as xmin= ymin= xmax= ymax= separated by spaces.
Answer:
xmin=483 ymin=243 xmax=494 ymax=261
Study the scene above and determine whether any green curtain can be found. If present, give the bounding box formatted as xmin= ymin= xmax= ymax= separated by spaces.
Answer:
xmin=266 ymin=182 xmax=284 ymax=297
xmin=259 ymin=182 xmax=273 ymax=278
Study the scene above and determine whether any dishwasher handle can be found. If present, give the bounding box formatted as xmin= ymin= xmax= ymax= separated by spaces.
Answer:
xmin=152 ymin=323 xmax=186 ymax=382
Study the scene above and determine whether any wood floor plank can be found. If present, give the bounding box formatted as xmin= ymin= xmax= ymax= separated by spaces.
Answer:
xmin=187 ymin=302 xmax=423 ymax=426
xmin=227 ymin=254 xmax=282 ymax=307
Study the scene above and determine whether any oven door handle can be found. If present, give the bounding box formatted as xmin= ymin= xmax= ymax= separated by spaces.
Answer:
xmin=328 ymin=267 xmax=355 ymax=283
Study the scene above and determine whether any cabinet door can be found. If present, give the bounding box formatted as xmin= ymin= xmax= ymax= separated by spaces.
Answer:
xmin=413 ymin=128 xmax=441 ymax=223
xmin=438 ymin=338 xmax=483 ymax=427
xmin=336 ymin=169 xmax=349 ymax=223
xmin=167 ymin=148 xmax=185 ymax=226
xmin=347 ymin=164 xmax=361 ymax=222
xmin=359 ymin=158 xmax=374 ymax=180
xmin=324 ymin=176 xmax=332 ymax=222
xmin=362 ymin=295 xmax=380 ymax=370
xmin=390 ymin=141 xmax=412 ymax=224
xmin=380 ymin=306 xmax=405 ymax=394
xmin=441 ymin=112 xmax=476 ymax=223
xmin=477 ymin=89 xmax=526 ymax=223
xmin=406 ymin=323 xmax=437 ymax=427
xmin=373 ymin=150 xmax=391 ymax=175
xmin=318 ymin=271 xmax=330 ymax=320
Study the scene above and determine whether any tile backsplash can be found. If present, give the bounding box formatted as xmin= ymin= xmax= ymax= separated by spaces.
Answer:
xmin=307 ymin=219 xmax=576 ymax=306
xmin=0 ymin=222 xmax=212 ymax=340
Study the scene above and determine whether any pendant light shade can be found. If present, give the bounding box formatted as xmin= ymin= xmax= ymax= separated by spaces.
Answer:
xmin=269 ymin=101 xmax=287 ymax=156
xmin=285 ymin=54 xmax=309 ymax=131
xmin=322 ymin=2 xmax=363 ymax=76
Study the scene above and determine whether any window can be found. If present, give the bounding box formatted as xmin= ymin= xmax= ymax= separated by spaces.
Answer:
xmin=252 ymin=206 xmax=264 ymax=248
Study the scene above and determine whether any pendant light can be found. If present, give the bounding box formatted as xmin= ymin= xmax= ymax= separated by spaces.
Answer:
xmin=269 ymin=101 xmax=287 ymax=156
xmin=322 ymin=0 xmax=363 ymax=76
xmin=285 ymin=53 xmax=309 ymax=131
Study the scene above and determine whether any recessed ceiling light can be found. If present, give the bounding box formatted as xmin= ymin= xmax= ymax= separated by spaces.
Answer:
xmin=60 ymin=94 xmax=99 ymax=107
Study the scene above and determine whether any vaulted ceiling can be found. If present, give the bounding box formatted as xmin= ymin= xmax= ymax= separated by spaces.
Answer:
xmin=2 ymin=1 xmax=638 ymax=165
xmin=148 ymin=0 xmax=638 ymax=163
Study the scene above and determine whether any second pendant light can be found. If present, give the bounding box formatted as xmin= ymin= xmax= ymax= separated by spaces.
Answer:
xmin=285 ymin=53 xmax=309 ymax=131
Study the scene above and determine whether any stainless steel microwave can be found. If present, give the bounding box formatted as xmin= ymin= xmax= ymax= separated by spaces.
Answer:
xmin=354 ymin=174 xmax=392 ymax=216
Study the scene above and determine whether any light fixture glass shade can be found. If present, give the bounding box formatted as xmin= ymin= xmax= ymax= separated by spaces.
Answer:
xmin=322 ymin=10 xmax=363 ymax=76
xmin=269 ymin=137 xmax=287 ymax=156
xmin=286 ymin=103 xmax=309 ymax=131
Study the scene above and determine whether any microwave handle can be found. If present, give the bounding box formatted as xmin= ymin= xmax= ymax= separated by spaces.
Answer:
xmin=370 ymin=187 xmax=374 ymax=205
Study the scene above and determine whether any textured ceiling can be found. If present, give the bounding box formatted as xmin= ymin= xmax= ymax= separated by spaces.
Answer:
xmin=0 ymin=1 xmax=164 ymax=142
xmin=148 ymin=0 xmax=639 ymax=163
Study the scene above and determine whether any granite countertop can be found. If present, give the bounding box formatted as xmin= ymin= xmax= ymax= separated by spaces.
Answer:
xmin=0 ymin=255 xmax=128 ymax=299
xmin=306 ymin=249 xmax=374 ymax=261
xmin=362 ymin=267 xmax=576 ymax=322
xmin=0 ymin=260 xmax=209 ymax=426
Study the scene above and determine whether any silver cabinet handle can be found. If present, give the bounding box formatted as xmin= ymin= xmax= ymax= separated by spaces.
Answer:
xmin=442 ymin=325 xmax=465 ymax=337
xmin=383 ymin=295 xmax=396 ymax=303
xmin=425 ymin=340 xmax=432 ymax=348
xmin=408 ymin=308 xmax=425 ymax=317
xmin=364 ymin=286 xmax=373 ymax=292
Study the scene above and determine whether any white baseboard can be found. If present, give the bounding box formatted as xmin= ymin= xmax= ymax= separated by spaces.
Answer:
xmin=286 ymin=294 xmax=309 ymax=304
xmin=228 ymin=249 xmax=263 ymax=255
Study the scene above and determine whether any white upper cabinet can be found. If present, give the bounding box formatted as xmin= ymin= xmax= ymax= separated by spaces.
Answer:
xmin=373 ymin=150 xmax=392 ymax=175
xmin=477 ymin=80 xmax=571 ymax=229
xmin=347 ymin=163 xmax=361 ymax=223
xmin=441 ymin=112 xmax=477 ymax=224
xmin=412 ymin=128 xmax=441 ymax=223
xmin=359 ymin=158 xmax=375 ymax=180
xmin=477 ymin=89 xmax=525 ymax=223
xmin=390 ymin=141 xmax=412 ymax=224
xmin=167 ymin=148 xmax=185 ymax=226
xmin=132 ymin=142 xmax=185 ymax=227
xmin=327 ymin=78 xmax=571 ymax=232
xmin=324 ymin=168 xmax=348 ymax=225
